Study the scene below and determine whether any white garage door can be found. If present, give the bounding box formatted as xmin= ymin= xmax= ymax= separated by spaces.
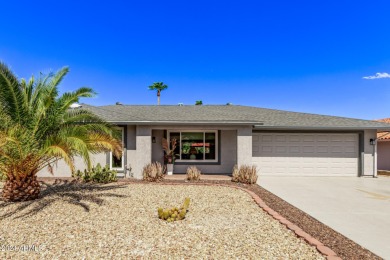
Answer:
xmin=252 ymin=133 xmax=359 ymax=176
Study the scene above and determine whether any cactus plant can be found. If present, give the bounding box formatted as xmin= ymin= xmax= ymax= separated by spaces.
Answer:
xmin=158 ymin=197 xmax=191 ymax=222
xmin=72 ymin=163 xmax=117 ymax=183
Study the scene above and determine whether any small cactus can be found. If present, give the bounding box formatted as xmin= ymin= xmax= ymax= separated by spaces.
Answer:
xmin=183 ymin=197 xmax=190 ymax=211
xmin=72 ymin=163 xmax=117 ymax=183
xmin=157 ymin=198 xmax=191 ymax=222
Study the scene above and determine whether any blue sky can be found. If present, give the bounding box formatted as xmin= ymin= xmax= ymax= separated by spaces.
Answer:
xmin=1 ymin=1 xmax=389 ymax=119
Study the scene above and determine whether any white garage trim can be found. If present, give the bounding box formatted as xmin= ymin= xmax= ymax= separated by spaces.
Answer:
xmin=252 ymin=132 xmax=359 ymax=176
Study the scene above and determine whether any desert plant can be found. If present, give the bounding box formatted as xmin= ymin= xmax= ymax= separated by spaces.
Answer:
xmin=148 ymin=82 xmax=168 ymax=105
xmin=158 ymin=197 xmax=190 ymax=222
xmin=0 ymin=63 xmax=122 ymax=202
xmin=232 ymin=164 xmax=258 ymax=184
xmin=162 ymin=138 xmax=177 ymax=163
xmin=186 ymin=166 xmax=201 ymax=181
xmin=72 ymin=163 xmax=117 ymax=183
xmin=142 ymin=162 xmax=166 ymax=182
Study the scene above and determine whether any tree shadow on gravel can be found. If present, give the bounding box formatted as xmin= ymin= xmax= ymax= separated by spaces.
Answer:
xmin=0 ymin=180 xmax=128 ymax=219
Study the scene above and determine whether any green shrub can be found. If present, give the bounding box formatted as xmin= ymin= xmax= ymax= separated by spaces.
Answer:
xmin=232 ymin=164 xmax=258 ymax=184
xmin=72 ymin=163 xmax=117 ymax=183
xmin=186 ymin=166 xmax=201 ymax=181
xmin=158 ymin=198 xmax=190 ymax=222
xmin=142 ymin=162 xmax=165 ymax=182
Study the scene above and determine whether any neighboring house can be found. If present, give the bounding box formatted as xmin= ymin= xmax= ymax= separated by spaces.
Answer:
xmin=38 ymin=104 xmax=390 ymax=178
xmin=376 ymin=118 xmax=390 ymax=171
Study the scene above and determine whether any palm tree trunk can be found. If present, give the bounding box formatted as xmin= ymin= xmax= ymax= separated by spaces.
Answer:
xmin=2 ymin=174 xmax=40 ymax=202
xmin=157 ymin=90 xmax=161 ymax=105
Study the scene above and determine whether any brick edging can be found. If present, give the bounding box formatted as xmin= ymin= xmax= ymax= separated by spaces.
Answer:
xmin=154 ymin=181 xmax=341 ymax=259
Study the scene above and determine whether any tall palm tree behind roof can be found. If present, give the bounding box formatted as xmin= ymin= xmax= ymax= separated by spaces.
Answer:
xmin=0 ymin=62 xmax=122 ymax=202
xmin=148 ymin=82 xmax=168 ymax=105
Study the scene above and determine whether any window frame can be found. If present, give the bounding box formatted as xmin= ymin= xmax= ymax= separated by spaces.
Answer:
xmin=167 ymin=130 xmax=218 ymax=163
xmin=110 ymin=127 xmax=125 ymax=170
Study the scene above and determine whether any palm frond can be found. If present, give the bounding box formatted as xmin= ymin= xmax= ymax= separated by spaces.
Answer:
xmin=0 ymin=62 xmax=25 ymax=122
xmin=0 ymin=64 xmax=122 ymax=180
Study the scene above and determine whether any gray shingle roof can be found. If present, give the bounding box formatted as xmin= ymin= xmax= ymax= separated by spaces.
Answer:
xmin=81 ymin=104 xmax=390 ymax=130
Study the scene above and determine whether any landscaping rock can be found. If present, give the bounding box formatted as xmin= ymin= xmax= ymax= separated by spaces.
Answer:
xmin=0 ymin=183 xmax=324 ymax=259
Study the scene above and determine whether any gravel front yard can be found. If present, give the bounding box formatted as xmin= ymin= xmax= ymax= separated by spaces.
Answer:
xmin=0 ymin=182 xmax=324 ymax=259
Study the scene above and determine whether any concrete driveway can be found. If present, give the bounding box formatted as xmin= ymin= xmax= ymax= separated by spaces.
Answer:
xmin=259 ymin=176 xmax=390 ymax=259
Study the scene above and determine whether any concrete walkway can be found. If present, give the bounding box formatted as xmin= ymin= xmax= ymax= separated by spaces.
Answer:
xmin=165 ymin=174 xmax=232 ymax=181
xmin=259 ymin=176 xmax=390 ymax=259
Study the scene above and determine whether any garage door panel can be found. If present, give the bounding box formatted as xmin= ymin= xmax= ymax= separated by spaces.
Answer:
xmin=252 ymin=133 xmax=358 ymax=176
xmin=289 ymin=146 xmax=301 ymax=153
xmin=262 ymin=135 xmax=273 ymax=142
xmin=303 ymin=146 xmax=315 ymax=153
xmin=303 ymin=135 xmax=315 ymax=142
xmin=317 ymin=146 xmax=329 ymax=153
xmin=289 ymin=135 xmax=301 ymax=142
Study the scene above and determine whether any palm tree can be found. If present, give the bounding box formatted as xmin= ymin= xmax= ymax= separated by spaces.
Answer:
xmin=148 ymin=82 xmax=168 ymax=105
xmin=0 ymin=63 xmax=122 ymax=202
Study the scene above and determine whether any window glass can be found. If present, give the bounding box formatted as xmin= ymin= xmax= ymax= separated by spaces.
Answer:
xmin=112 ymin=154 xmax=122 ymax=168
xmin=111 ymin=127 xmax=124 ymax=169
xmin=181 ymin=132 xmax=204 ymax=160
xmin=169 ymin=131 xmax=217 ymax=161
xmin=205 ymin=132 xmax=216 ymax=160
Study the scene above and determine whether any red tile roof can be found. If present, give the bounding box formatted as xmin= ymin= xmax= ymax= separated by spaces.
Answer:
xmin=377 ymin=118 xmax=390 ymax=140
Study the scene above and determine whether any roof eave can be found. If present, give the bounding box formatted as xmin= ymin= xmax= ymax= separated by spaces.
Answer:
xmin=253 ymin=126 xmax=390 ymax=131
xmin=107 ymin=120 xmax=262 ymax=126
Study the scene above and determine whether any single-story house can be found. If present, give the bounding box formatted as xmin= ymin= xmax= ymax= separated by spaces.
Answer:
xmin=38 ymin=104 xmax=390 ymax=179
xmin=376 ymin=118 xmax=390 ymax=171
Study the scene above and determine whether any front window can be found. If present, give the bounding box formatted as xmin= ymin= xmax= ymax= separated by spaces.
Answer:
xmin=168 ymin=131 xmax=217 ymax=162
xmin=110 ymin=127 xmax=124 ymax=170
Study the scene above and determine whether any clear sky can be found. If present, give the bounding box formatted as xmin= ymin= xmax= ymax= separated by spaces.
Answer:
xmin=1 ymin=1 xmax=389 ymax=119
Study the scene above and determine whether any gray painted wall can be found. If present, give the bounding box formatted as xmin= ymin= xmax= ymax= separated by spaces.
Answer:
xmin=151 ymin=130 xmax=165 ymax=165
xmin=126 ymin=125 xmax=137 ymax=177
xmin=378 ymin=141 xmax=390 ymax=170
xmin=133 ymin=125 xmax=152 ymax=179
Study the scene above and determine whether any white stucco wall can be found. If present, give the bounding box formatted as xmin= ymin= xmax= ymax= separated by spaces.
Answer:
xmin=37 ymin=153 xmax=107 ymax=177
xmin=237 ymin=126 xmax=252 ymax=166
xmin=363 ymin=129 xmax=377 ymax=176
